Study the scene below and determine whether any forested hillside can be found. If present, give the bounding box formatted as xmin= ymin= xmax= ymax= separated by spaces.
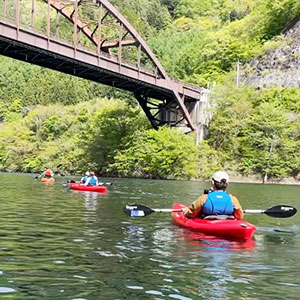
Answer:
xmin=0 ymin=0 xmax=300 ymax=182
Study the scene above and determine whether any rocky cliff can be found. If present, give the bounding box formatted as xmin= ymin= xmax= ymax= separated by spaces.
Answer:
xmin=242 ymin=16 xmax=300 ymax=88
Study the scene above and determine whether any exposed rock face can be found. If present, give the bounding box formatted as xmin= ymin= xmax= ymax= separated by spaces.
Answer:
xmin=242 ymin=17 xmax=300 ymax=88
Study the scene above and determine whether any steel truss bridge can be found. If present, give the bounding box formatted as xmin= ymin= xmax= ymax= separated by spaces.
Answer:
xmin=0 ymin=0 xmax=210 ymax=140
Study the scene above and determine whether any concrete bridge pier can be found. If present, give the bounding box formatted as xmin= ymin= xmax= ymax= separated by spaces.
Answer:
xmin=163 ymin=90 xmax=211 ymax=144
xmin=190 ymin=90 xmax=211 ymax=145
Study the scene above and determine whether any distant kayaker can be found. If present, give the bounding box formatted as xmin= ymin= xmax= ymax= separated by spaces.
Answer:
xmin=41 ymin=169 xmax=55 ymax=184
xmin=183 ymin=171 xmax=244 ymax=220
xmin=84 ymin=171 xmax=98 ymax=186
xmin=80 ymin=171 xmax=90 ymax=184
xmin=42 ymin=168 xmax=54 ymax=177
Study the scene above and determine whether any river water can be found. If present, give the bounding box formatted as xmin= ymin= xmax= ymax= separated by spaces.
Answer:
xmin=0 ymin=173 xmax=299 ymax=299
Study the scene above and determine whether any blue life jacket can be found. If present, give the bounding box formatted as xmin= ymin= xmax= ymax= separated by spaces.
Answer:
xmin=87 ymin=177 xmax=97 ymax=186
xmin=202 ymin=191 xmax=234 ymax=216
xmin=81 ymin=176 xmax=87 ymax=184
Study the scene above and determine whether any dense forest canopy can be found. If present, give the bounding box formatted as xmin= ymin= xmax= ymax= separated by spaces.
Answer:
xmin=0 ymin=0 xmax=300 ymax=181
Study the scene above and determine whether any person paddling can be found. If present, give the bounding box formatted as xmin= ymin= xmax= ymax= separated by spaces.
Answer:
xmin=80 ymin=171 xmax=90 ymax=184
xmin=41 ymin=169 xmax=55 ymax=184
xmin=84 ymin=171 xmax=98 ymax=186
xmin=183 ymin=171 xmax=244 ymax=220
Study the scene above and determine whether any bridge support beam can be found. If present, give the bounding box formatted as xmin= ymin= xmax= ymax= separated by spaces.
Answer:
xmin=135 ymin=90 xmax=211 ymax=143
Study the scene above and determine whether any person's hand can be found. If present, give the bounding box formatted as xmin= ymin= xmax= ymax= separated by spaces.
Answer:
xmin=182 ymin=207 xmax=190 ymax=216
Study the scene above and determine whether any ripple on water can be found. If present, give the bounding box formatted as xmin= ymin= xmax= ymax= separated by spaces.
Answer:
xmin=95 ymin=250 xmax=123 ymax=258
xmin=73 ymin=239 xmax=85 ymax=242
xmin=73 ymin=275 xmax=87 ymax=279
xmin=278 ymin=281 xmax=300 ymax=287
xmin=168 ymin=294 xmax=193 ymax=300
xmin=0 ymin=287 xmax=16 ymax=293
xmin=126 ymin=286 xmax=144 ymax=290
xmin=146 ymin=290 xmax=164 ymax=295
xmin=53 ymin=260 xmax=66 ymax=264
xmin=1 ymin=174 xmax=300 ymax=300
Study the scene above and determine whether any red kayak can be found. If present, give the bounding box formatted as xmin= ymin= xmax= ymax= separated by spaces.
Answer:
xmin=68 ymin=182 xmax=107 ymax=193
xmin=171 ymin=203 xmax=256 ymax=240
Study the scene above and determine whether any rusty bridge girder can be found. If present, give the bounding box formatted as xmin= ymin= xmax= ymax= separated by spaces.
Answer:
xmin=0 ymin=0 xmax=209 ymax=134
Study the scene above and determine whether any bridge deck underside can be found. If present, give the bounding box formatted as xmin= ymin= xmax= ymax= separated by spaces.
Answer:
xmin=0 ymin=36 xmax=174 ymax=102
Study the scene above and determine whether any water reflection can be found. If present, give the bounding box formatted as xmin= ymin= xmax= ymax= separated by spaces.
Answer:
xmin=119 ymin=220 xmax=257 ymax=299
xmin=175 ymin=229 xmax=256 ymax=252
xmin=67 ymin=189 xmax=109 ymax=212
xmin=83 ymin=192 xmax=99 ymax=211
xmin=0 ymin=174 xmax=299 ymax=299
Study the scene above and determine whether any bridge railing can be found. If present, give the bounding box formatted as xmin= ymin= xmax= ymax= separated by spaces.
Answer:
xmin=0 ymin=1 xmax=159 ymax=75
xmin=0 ymin=1 xmax=204 ymax=97
xmin=0 ymin=1 xmax=206 ymax=101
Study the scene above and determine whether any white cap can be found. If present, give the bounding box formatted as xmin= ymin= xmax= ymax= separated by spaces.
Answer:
xmin=212 ymin=171 xmax=229 ymax=183
xmin=85 ymin=171 xmax=90 ymax=176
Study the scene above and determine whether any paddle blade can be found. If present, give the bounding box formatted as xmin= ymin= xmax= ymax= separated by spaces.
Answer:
xmin=124 ymin=204 xmax=154 ymax=217
xmin=265 ymin=205 xmax=297 ymax=218
xmin=62 ymin=183 xmax=69 ymax=187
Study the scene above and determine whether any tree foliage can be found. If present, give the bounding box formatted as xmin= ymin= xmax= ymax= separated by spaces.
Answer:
xmin=0 ymin=0 xmax=300 ymax=180
xmin=110 ymin=127 xmax=200 ymax=179
xmin=208 ymin=83 xmax=300 ymax=179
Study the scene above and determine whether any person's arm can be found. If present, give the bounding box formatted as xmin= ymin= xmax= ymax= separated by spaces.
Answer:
xmin=183 ymin=195 xmax=207 ymax=219
xmin=231 ymin=195 xmax=244 ymax=220
xmin=84 ymin=177 xmax=91 ymax=186
xmin=95 ymin=177 xmax=99 ymax=185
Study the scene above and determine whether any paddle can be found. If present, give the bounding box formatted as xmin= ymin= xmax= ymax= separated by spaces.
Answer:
xmin=124 ymin=204 xmax=182 ymax=217
xmin=98 ymin=182 xmax=113 ymax=186
xmin=124 ymin=204 xmax=297 ymax=218
xmin=244 ymin=205 xmax=297 ymax=218
xmin=63 ymin=180 xmax=113 ymax=186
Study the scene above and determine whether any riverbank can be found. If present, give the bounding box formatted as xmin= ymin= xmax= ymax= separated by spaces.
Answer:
xmin=3 ymin=170 xmax=300 ymax=186
xmin=227 ymin=172 xmax=300 ymax=185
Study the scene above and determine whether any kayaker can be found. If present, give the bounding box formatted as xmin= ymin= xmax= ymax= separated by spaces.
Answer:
xmin=42 ymin=168 xmax=54 ymax=177
xmin=183 ymin=171 xmax=244 ymax=220
xmin=85 ymin=171 xmax=98 ymax=186
xmin=41 ymin=169 xmax=55 ymax=184
xmin=80 ymin=171 xmax=90 ymax=184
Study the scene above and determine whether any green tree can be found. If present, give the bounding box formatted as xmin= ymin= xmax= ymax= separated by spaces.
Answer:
xmin=110 ymin=127 xmax=199 ymax=179
xmin=160 ymin=0 xmax=181 ymax=17
xmin=239 ymin=102 xmax=297 ymax=180
xmin=78 ymin=99 xmax=150 ymax=173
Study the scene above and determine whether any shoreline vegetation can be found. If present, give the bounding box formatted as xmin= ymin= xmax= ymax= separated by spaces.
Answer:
xmin=7 ymin=171 xmax=300 ymax=186
xmin=224 ymin=174 xmax=300 ymax=186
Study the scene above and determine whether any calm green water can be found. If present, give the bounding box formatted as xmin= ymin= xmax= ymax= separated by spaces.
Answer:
xmin=0 ymin=173 xmax=299 ymax=299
